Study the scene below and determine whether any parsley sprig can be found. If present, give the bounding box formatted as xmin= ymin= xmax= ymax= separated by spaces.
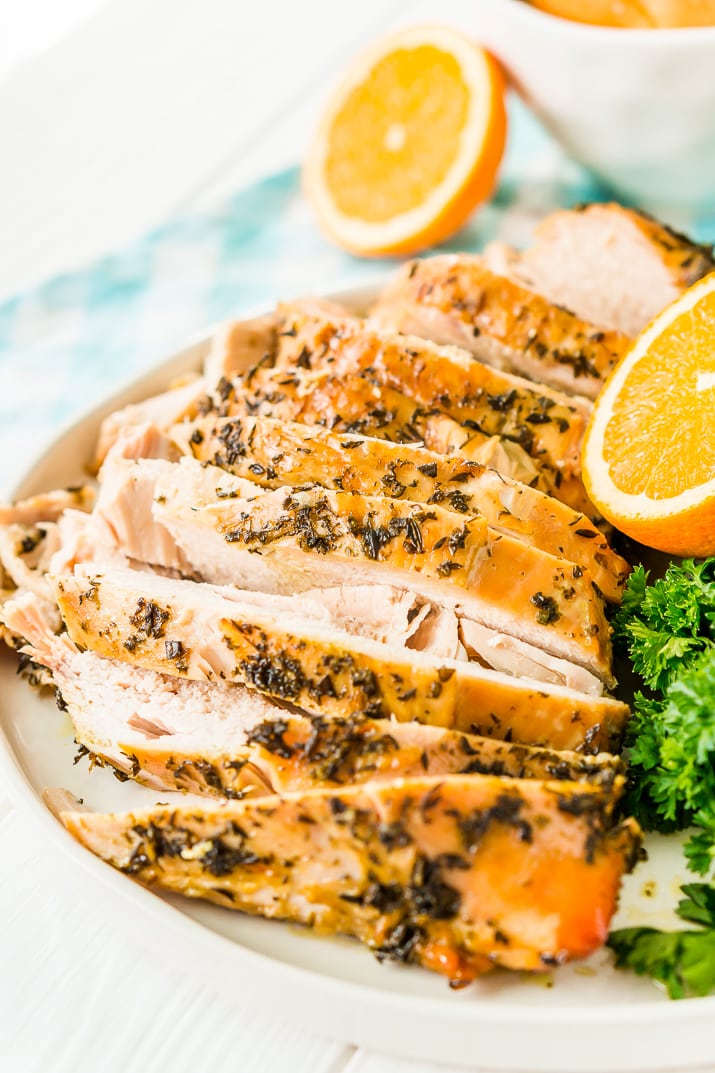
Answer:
xmin=612 ymin=559 xmax=715 ymax=693
xmin=613 ymin=558 xmax=715 ymax=871
xmin=608 ymin=884 xmax=715 ymax=999
xmin=608 ymin=559 xmax=715 ymax=996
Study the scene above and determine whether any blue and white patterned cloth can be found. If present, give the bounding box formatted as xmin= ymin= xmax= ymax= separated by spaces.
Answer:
xmin=0 ymin=101 xmax=712 ymax=497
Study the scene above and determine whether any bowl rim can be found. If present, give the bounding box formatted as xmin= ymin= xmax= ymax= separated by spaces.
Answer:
xmin=490 ymin=0 xmax=715 ymax=41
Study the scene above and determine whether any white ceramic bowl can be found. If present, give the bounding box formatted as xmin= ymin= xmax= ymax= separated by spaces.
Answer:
xmin=472 ymin=0 xmax=715 ymax=214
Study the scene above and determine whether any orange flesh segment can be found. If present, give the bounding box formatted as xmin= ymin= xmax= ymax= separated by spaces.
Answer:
xmin=325 ymin=46 xmax=470 ymax=222
xmin=305 ymin=27 xmax=507 ymax=255
xmin=602 ymin=291 xmax=715 ymax=499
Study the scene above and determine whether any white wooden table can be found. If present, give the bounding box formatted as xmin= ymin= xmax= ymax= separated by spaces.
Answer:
xmin=0 ymin=2 xmax=529 ymax=1070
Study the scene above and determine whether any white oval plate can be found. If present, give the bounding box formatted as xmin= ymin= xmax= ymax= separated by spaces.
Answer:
xmin=1 ymin=286 xmax=713 ymax=1073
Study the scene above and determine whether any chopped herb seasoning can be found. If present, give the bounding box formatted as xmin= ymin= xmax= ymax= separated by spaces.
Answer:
xmin=316 ymin=674 xmax=336 ymax=698
xmin=246 ymin=719 xmax=293 ymax=759
xmin=77 ymin=581 xmax=99 ymax=606
xmin=530 ymin=592 xmax=560 ymax=625
xmin=447 ymin=526 xmax=468 ymax=555
xmin=446 ymin=490 xmax=470 ymax=514
xmin=295 ymin=345 xmax=312 ymax=369
xmin=457 ymin=794 xmax=533 ymax=852
xmin=129 ymin=597 xmax=170 ymax=639
xmin=200 ymin=838 xmax=261 ymax=877
xmin=397 ymin=688 xmax=417 ymax=702
xmin=216 ymin=376 xmax=233 ymax=401
xmin=380 ymin=470 xmax=408 ymax=499
xmin=19 ymin=529 xmax=45 ymax=555
xmin=407 ymin=856 xmax=461 ymax=920
xmin=437 ymin=561 xmax=463 ymax=578
xmin=375 ymin=923 xmax=422 ymax=964
xmin=240 ymin=651 xmax=305 ymax=700
xmin=486 ymin=390 xmax=517 ymax=412
xmin=216 ymin=419 xmax=246 ymax=464
xmin=377 ymin=821 xmax=412 ymax=850
xmin=418 ymin=462 xmax=438 ymax=478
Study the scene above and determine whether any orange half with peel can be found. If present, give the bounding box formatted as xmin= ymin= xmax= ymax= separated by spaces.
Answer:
xmin=582 ymin=271 xmax=715 ymax=556
xmin=304 ymin=25 xmax=507 ymax=256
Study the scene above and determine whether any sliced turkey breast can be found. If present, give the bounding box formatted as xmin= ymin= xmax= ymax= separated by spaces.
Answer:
xmin=0 ymin=555 xmax=18 ymax=646
xmin=92 ymin=458 xmax=603 ymax=687
xmin=250 ymin=305 xmax=595 ymax=515
xmin=370 ymin=256 xmax=629 ymax=399
xmin=266 ymin=305 xmax=590 ymax=476
xmin=0 ymin=522 xmax=63 ymax=643
xmin=94 ymin=376 xmax=207 ymax=468
xmin=46 ymin=532 xmax=466 ymax=662
xmin=49 ymin=777 xmax=642 ymax=983
xmin=0 ymin=485 xmax=95 ymax=526
xmin=94 ymin=454 xmax=195 ymax=576
xmin=1 ymin=494 xmax=146 ymax=599
xmin=44 ymin=507 xmax=134 ymax=577
xmin=181 ymin=413 xmax=628 ymax=601
xmin=51 ymin=568 xmax=629 ymax=751
xmin=203 ymin=299 xmax=354 ymax=387
xmin=6 ymin=591 xmax=622 ymax=798
xmin=462 ymin=436 xmax=550 ymax=499
xmin=213 ymin=363 xmax=492 ymax=455
xmin=203 ymin=312 xmax=279 ymax=386
xmin=2 ymin=590 xmax=286 ymax=795
xmin=486 ymin=203 xmax=715 ymax=337
xmin=101 ymin=421 xmax=180 ymax=465
xmin=301 ymin=583 xmax=456 ymax=653
xmin=0 ymin=522 xmax=60 ymax=597
xmin=201 ymin=365 xmax=554 ymax=498
xmin=209 ymin=304 xmax=592 ymax=504
xmin=147 ymin=459 xmax=612 ymax=683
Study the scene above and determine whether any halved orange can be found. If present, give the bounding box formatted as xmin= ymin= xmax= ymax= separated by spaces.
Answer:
xmin=303 ymin=25 xmax=507 ymax=257
xmin=582 ymin=271 xmax=715 ymax=556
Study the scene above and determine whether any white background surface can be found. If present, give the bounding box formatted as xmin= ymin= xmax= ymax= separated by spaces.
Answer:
xmin=0 ymin=0 xmax=446 ymax=301
xmin=0 ymin=4 xmax=706 ymax=1072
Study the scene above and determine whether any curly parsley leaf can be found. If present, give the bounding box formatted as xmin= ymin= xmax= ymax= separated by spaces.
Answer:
xmin=608 ymin=883 xmax=715 ymax=999
xmin=622 ymin=647 xmax=715 ymax=860
xmin=611 ymin=562 xmax=649 ymax=632
xmin=624 ymin=622 xmax=701 ymax=693
xmin=684 ymin=814 xmax=715 ymax=877
xmin=614 ymin=558 xmax=715 ymax=867
xmin=609 ymin=561 xmax=715 ymax=997
xmin=613 ymin=559 xmax=715 ymax=691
